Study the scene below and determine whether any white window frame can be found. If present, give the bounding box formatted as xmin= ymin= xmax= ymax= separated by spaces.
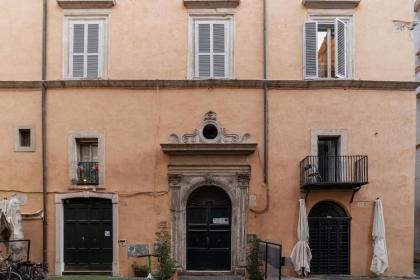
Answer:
xmin=188 ymin=15 xmax=234 ymax=79
xmin=63 ymin=12 xmax=109 ymax=79
xmin=305 ymin=12 xmax=354 ymax=80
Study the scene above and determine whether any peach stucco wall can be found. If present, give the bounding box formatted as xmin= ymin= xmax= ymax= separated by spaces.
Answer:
xmin=0 ymin=0 xmax=416 ymax=277
xmin=0 ymin=87 xmax=415 ymax=276
xmin=0 ymin=0 xmax=415 ymax=81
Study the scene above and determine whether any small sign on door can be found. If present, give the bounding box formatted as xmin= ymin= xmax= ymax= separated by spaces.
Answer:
xmin=104 ymin=230 xmax=111 ymax=237
xmin=212 ymin=217 xmax=229 ymax=225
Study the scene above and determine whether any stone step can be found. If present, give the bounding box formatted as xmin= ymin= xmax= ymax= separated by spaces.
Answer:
xmin=178 ymin=276 xmax=244 ymax=280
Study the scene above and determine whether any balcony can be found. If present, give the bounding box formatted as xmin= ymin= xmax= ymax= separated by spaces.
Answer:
xmin=300 ymin=155 xmax=368 ymax=192
xmin=77 ymin=162 xmax=99 ymax=185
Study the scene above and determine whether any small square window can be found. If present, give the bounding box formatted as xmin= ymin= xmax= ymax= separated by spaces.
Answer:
xmin=15 ymin=126 xmax=35 ymax=152
xmin=19 ymin=129 xmax=31 ymax=147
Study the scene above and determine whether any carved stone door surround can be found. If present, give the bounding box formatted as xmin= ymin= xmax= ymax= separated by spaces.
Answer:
xmin=161 ymin=111 xmax=256 ymax=274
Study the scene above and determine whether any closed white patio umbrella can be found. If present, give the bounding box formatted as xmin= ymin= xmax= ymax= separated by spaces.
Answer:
xmin=370 ymin=198 xmax=388 ymax=275
xmin=290 ymin=198 xmax=312 ymax=276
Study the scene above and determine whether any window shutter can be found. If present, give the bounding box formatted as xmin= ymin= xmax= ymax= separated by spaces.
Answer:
xmin=213 ymin=23 xmax=226 ymax=78
xmin=72 ymin=23 xmax=85 ymax=78
xmin=303 ymin=21 xmax=318 ymax=79
xmin=87 ymin=23 xmax=100 ymax=78
xmin=335 ymin=18 xmax=347 ymax=78
xmin=197 ymin=23 xmax=211 ymax=78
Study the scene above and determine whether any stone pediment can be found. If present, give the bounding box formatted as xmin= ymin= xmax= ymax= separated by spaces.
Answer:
xmin=168 ymin=111 xmax=251 ymax=144
xmin=57 ymin=0 xmax=115 ymax=9
xmin=302 ymin=0 xmax=360 ymax=9
xmin=183 ymin=0 xmax=240 ymax=9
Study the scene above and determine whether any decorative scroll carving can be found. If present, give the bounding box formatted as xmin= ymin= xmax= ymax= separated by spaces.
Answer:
xmin=204 ymin=174 xmax=215 ymax=185
xmin=169 ymin=111 xmax=251 ymax=144
xmin=237 ymin=174 xmax=250 ymax=188
xmin=168 ymin=174 xmax=183 ymax=188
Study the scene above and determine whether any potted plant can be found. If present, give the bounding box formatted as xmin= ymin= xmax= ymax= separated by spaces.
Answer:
xmin=132 ymin=261 xmax=149 ymax=277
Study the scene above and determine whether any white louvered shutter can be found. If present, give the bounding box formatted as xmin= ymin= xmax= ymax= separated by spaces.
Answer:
xmin=303 ymin=21 xmax=318 ymax=79
xmin=213 ymin=23 xmax=226 ymax=78
xmin=69 ymin=21 xmax=102 ymax=79
xmin=72 ymin=23 xmax=85 ymax=78
xmin=87 ymin=23 xmax=100 ymax=78
xmin=335 ymin=18 xmax=347 ymax=78
xmin=197 ymin=23 xmax=211 ymax=78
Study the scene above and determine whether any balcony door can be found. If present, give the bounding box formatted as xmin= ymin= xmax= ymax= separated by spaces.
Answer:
xmin=318 ymin=137 xmax=339 ymax=182
xmin=77 ymin=140 xmax=99 ymax=185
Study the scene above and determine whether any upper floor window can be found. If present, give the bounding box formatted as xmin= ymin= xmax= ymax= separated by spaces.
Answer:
xmin=303 ymin=16 xmax=352 ymax=79
xmin=191 ymin=19 xmax=232 ymax=79
xmin=66 ymin=18 xmax=107 ymax=79
xmin=77 ymin=139 xmax=99 ymax=185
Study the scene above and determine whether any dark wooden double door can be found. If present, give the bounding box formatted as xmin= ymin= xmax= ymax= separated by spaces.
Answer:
xmin=187 ymin=186 xmax=231 ymax=271
xmin=64 ymin=198 xmax=113 ymax=271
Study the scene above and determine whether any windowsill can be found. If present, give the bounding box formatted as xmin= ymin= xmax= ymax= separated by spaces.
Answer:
xmin=65 ymin=77 xmax=105 ymax=80
xmin=14 ymin=147 xmax=36 ymax=152
xmin=304 ymin=77 xmax=351 ymax=80
xmin=69 ymin=186 xmax=105 ymax=190
xmin=57 ymin=0 xmax=115 ymax=9
xmin=302 ymin=0 xmax=360 ymax=9
xmin=191 ymin=77 xmax=233 ymax=80
xmin=183 ymin=0 xmax=240 ymax=9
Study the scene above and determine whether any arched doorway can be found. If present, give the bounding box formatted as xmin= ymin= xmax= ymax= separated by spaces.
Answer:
xmin=309 ymin=201 xmax=350 ymax=274
xmin=186 ymin=186 xmax=232 ymax=271
xmin=63 ymin=197 xmax=113 ymax=271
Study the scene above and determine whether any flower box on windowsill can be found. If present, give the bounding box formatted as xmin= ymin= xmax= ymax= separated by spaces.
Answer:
xmin=183 ymin=0 xmax=240 ymax=9
xmin=302 ymin=0 xmax=360 ymax=9
xmin=57 ymin=0 xmax=115 ymax=9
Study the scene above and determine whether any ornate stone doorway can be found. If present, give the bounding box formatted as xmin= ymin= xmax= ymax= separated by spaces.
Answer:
xmin=161 ymin=111 xmax=256 ymax=274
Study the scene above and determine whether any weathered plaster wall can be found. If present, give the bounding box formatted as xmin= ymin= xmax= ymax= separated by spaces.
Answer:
xmin=0 ymin=1 xmax=42 ymax=81
xmin=0 ymin=88 xmax=413 ymax=276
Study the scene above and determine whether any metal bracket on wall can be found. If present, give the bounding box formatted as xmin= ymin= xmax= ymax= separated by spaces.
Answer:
xmin=350 ymin=187 xmax=361 ymax=203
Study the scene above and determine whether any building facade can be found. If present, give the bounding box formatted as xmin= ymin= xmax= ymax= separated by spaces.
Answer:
xmin=0 ymin=0 xmax=417 ymax=277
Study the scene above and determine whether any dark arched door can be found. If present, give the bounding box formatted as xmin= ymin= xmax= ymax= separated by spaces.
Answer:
xmin=64 ymin=198 xmax=113 ymax=271
xmin=309 ymin=201 xmax=350 ymax=274
xmin=186 ymin=186 xmax=231 ymax=270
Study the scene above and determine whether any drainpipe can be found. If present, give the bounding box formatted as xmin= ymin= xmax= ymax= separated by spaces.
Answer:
xmin=251 ymin=0 xmax=270 ymax=214
xmin=41 ymin=0 xmax=48 ymax=265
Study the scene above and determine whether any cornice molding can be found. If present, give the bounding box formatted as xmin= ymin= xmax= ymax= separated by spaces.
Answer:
xmin=0 ymin=80 xmax=417 ymax=91
xmin=302 ymin=0 xmax=360 ymax=9
xmin=161 ymin=143 xmax=257 ymax=156
xmin=183 ymin=0 xmax=240 ymax=9
xmin=57 ymin=0 xmax=115 ymax=9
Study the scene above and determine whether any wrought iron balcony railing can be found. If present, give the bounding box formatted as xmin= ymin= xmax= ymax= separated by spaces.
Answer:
xmin=300 ymin=155 xmax=368 ymax=190
xmin=77 ymin=162 xmax=99 ymax=185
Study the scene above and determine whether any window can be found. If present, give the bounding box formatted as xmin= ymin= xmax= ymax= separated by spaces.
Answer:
xmin=15 ymin=126 xmax=35 ymax=152
xmin=192 ymin=19 xmax=231 ymax=79
xmin=77 ymin=139 xmax=99 ymax=185
xmin=19 ymin=129 xmax=31 ymax=147
xmin=303 ymin=17 xmax=350 ymax=79
xmin=67 ymin=19 xmax=106 ymax=79
xmin=69 ymin=132 xmax=104 ymax=188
